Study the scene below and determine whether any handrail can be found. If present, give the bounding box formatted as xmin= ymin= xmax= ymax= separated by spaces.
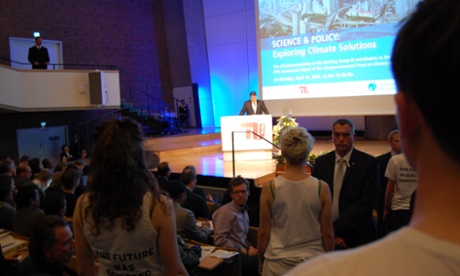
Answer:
xmin=231 ymin=130 xmax=312 ymax=177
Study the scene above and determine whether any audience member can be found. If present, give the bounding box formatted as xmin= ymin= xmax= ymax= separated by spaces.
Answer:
xmin=42 ymin=158 xmax=54 ymax=171
xmin=182 ymin=165 xmax=213 ymax=202
xmin=180 ymin=167 xmax=211 ymax=219
xmin=12 ymin=184 xmax=45 ymax=237
xmin=68 ymin=161 xmax=86 ymax=198
xmin=157 ymin=161 xmax=172 ymax=192
xmin=0 ymin=175 xmax=16 ymax=230
xmin=19 ymin=155 xmax=30 ymax=166
xmin=54 ymin=162 xmax=68 ymax=173
xmin=61 ymin=169 xmax=81 ymax=217
xmin=287 ymin=1 xmax=460 ymax=274
xmin=59 ymin=144 xmax=72 ymax=162
xmin=383 ymin=153 xmax=417 ymax=234
xmin=166 ymin=180 xmax=212 ymax=243
xmin=213 ymin=175 xmax=259 ymax=276
xmin=258 ymin=127 xmax=333 ymax=276
xmin=17 ymin=215 xmax=74 ymax=275
xmin=42 ymin=188 xmax=67 ymax=217
xmin=311 ymin=118 xmax=378 ymax=249
xmin=376 ymin=130 xmax=401 ymax=236
xmin=29 ymin=157 xmax=43 ymax=177
xmin=1 ymin=158 xmax=16 ymax=176
xmin=14 ymin=164 xmax=32 ymax=189
xmin=28 ymin=169 xmax=53 ymax=192
xmin=73 ymin=117 xmax=186 ymax=275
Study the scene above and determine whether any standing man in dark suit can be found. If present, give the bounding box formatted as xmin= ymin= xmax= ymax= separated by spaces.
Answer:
xmin=239 ymin=91 xmax=270 ymax=115
xmin=376 ymin=130 xmax=401 ymax=237
xmin=28 ymin=37 xmax=50 ymax=69
xmin=312 ymin=118 xmax=378 ymax=249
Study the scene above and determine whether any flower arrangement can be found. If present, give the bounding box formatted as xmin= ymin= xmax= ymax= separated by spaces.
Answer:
xmin=273 ymin=114 xmax=299 ymax=147
xmin=273 ymin=113 xmax=298 ymax=167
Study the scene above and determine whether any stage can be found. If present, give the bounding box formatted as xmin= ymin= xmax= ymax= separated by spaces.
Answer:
xmin=144 ymin=127 xmax=389 ymax=190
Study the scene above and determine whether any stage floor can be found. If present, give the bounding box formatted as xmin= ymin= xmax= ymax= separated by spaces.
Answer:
xmin=155 ymin=127 xmax=389 ymax=182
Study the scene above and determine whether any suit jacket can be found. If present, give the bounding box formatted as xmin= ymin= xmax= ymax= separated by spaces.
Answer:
xmin=376 ymin=151 xmax=392 ymax=233
xmin=312 ymin=148 xmax=378 ymax=248
xmin=28 ymin=46 xmax=50 ymax=69
xmin=182 ymin=189 xmax=211 ymax=220
xmin=174 ymin=201 xmax=211 ymax=243
xmin=239 ymin=100 xmax=269 ymax=115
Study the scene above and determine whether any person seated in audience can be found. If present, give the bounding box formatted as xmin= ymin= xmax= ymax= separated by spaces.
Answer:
xmin=180 ymin=167 xmax=211 ymax=219
xmin=19 ymin=155 xmax=30 ymax=167
xmin=61 ymin=169 xmax=81 ymax=218
xmin=42 ymin=187 xmax=67 ymax=217
xmin=181 ymin=165 xmax=214 ymax=202
xmin=12 ymin=185 xmax=45 ymax=237
xmin=17 ymin=215 xmax=75 ymax=275
xmin=1 ymin=158 xmax=17 ymax=177
xmin=53 ymin=162 xmax=68 ymax=173
xmin=0 ymin=175 xmax=16 ymax=230
xmin=213 ymin=175 xmax=259 ymax=276
xmin=258 ymin=127 xmax=333 ymax=276
xmin=14 ymin=164 xmax=32 ymax=189
xmin=28 ymin=157 xmax=43 ymax=177
xmin=59 ymin=144 xmax=72 ymax=162
xmin=27 ymin=169 xmax=54 ymax=191
xmin=157 ymin=161 xmax=172 ymax=192
xmin=42 ymin=158 xmax=54 ymax=171
xmin=71 ymin=160 xmax=87 ymax=197
xmin=287 ymin=1 xmax=460 ymax=274
xmin=166 ymin=180 xmax=212 ymax=243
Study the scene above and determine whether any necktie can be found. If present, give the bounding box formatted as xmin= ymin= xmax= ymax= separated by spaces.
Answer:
xmin=332 ymin=158 xmax=346 ymax=221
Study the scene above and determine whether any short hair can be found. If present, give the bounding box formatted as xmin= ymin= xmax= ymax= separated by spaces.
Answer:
xmin=61 ymin=169 xmax=81 ymax=190
xmin=28 ymin=215 xmax=68 ymax=264
xmin=332 ymin=118 xmax=355 ymax=134
xmin=391 ymin=0 xmax=460 ymax=163
xmin=15 ymin=185 xmax=40 ymax=209
xmin=388 ymin=130 xmax=399 ymax=141
xmin=61 ymin=144 xmax=69 ymax=152
xmin=280 ymin=127 xmax=315 ymax=164
xmin=180 ymin=168 xmax=196 ymax=185
xmin=2 ymin=159 xmax=16 ymax=171
xmin=42 ymin=188 xmax=66 ymax=216
xmin=16 ymin=164 xmax=30 ymax=175
xmin=20 ymin=155 xmax=30 ymax=163
xmin=165 ymin=180 xmax=186 ymax=199
xmin=157 ymin=162 xmax=171 ymax=177
xmin=54 ymin=162 xmax=68 ymax=172
xmin=34 ymin=36 xmax=41 ymax=42
xmin=0 ymin=175 xmax=13 ymax=201
xmin=227 ymin=175 xmax=249 ymax=194
xmin=250 ymin=91 xmax=257 ymax=96
xmin=42 ymin=159 xmax=52 ymax=169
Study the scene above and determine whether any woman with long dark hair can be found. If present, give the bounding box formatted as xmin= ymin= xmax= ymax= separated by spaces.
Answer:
xmin=73 ymin=118 xmax=187 ymax=275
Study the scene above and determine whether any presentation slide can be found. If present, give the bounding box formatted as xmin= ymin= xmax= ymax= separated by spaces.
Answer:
xmin=256 ymin=0 xmax=420 ymax=115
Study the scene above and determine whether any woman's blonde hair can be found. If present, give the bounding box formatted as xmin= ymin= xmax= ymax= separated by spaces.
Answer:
xmin=280 ymin=126 xmax=315 ymax=164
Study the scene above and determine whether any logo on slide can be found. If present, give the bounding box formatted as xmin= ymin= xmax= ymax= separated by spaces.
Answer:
xmin=299 ymin=86 xmax=309 ymax=94
xmin=368 ymin=83 xmax=377 ymax=91
xmin=240 ymin=123 xmax=266 ymax=140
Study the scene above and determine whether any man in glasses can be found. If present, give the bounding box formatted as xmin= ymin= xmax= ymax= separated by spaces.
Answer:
xmin=213 ymin=175 xmax=258 ymax=276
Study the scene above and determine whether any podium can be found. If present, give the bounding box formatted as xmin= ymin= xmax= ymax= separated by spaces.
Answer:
xmin=221 ymin=115 xmax=273 ymax=161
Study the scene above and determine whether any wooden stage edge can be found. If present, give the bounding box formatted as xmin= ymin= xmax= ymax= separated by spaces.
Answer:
xmin=146 ymin=127 xmax=389 ymax=189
